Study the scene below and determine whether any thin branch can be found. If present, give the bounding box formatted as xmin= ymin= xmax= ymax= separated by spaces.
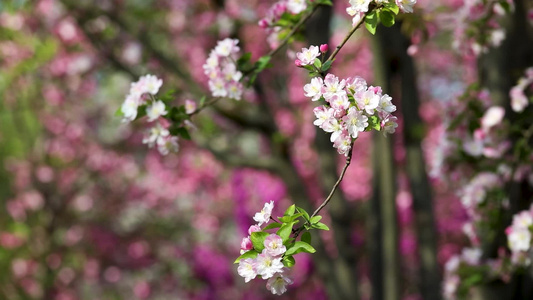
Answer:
xmin=324 ymin=16 xmax=366 ymax=64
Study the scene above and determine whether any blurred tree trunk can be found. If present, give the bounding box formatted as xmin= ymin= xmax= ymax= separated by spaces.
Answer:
xmin=474 ymin=0 xmax=533 ymax=298
xmin=304 ymin=4 xmax=362 ymax=300
xmin=369 ymin=30 xmax=400 ymax=300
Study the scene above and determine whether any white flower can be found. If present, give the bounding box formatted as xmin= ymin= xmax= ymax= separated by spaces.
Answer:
xmin=253 ymin=201 xmax=274 ymax=226
xmin=396 ymin=0 xmax=417 ymax=13
xmin=142 ymin=74 xmax=163 ymax=95
xmin=254 ymin=252 xmax=284 ymax=279
xmin=356 ymin=89 xmax=380 ymax=115
xmin=185 ymin=99 xmax=197 ymax=114
xmin=157 ymin=136 xmax=179 ymax=155
xmin=266 ymin=272 xmax=293 ymax=295
xmin=382 ymin=115 xmax=398 ymax=135
xmin=304 ymin=77 xmax=324 ymax=101
xmin=512 ymin=211 xmax=533 ymax=230
xmin=237 ymin=258 xmax=257 ymax=283
xmin=508 ymin=228 xmax=531 ymax=252
xmin=142 ymin=123 xmax=169 ymax=148
xmin=296 ymin=45 xmax=320 ymax=66
xmin=348 ymin=0 xmax=371 ymax=14
xmin=146 ymin=100 xmax=168 ymax=122
xmin=343 ymin=107 xmax=368 ymax=139
xmin=209 ymin=77 xmax=228 ymax=98
xmin=313 ymin=106 xmax=334 ymax=128
xmin=333 ymin=131 xmax=352 ymax=156
xmin=286 ymin=0 xmax=307 ymax=14
xmin=121 ymin=95 xmax=139 ymax=123
xmin=329 ymin=93 xmax=350 ymax=111
xmin=323 ymin=74 xmax=346 ymax=100
xmin=214 ymin=38 xmax=240 ymax=57
xmin=444 ymin=255 xmax=460 ymax=273
xmin=461 ymin=247 xmax=482 ymax=265
xmin=378 ymin=94 xmax=396 ymax=114
xmin=264 ymin=234 xmax=286 ymax=257
xmin=481 ymin=106 xmax=504 ymax=130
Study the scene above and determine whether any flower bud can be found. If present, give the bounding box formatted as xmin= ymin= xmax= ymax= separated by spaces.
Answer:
xmin=241 ymin=237 xmax=253 ymax=251
xmin=248 ymin=225 xmax=261 ymax=235
xmin=319 ymin=44 xmax=328 ymax=53
xmin=294 ymin=59 xmax=303 ymax=67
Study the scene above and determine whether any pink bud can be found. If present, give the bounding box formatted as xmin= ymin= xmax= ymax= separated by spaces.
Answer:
xmin=319 ymin=44 xmax=328 ymax=53
xmin=258 ymin=19 xmax=269 ymax=29
xmin=241 ymin=237 xmax=253 ymax=251
xmin=248 ymin=225 xmax=261 ymax=235
xmin=294 ymin=59 xmax=303 ymax=67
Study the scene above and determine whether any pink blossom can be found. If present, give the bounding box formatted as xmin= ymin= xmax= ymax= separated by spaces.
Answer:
xmin=263 ymin=234 xmax=286 ymax=257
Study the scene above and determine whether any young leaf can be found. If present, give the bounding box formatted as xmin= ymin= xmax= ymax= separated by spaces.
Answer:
xmin=277 ymin=223 xmax=295 ymax=243
xmin=250 ymin=231 xmax=269 ymax=252
xmin=263 ymin=222 xmax=282 ymax=230
xmin=115 ymin=107 xmax=124 ymax=117
xmin=301 ymin=232 xmax=312 ymax=245
xmin=309 ymin=215 xmax=322 ymax=224
xmin=284 ymin=241 xmax=316 ymax=256
xmin=312 ymin=222 xmax=330 ymax=231
xmin=365 ymin=11 xmax=378 ymax=35
xmin=254 ymin=55 xmax=272 ymax=73
xmin=313 ymin=58 xmax=322 ymax=70
xmin=379 ymin=10 xmax=395 ymax=27
xmin=384 ymin=3 xmax=400 ymax=15
xmin=234 ymin=250 xmax=259 ymax=264
xmin=282 ymin=255 xmax=296 ymax=268
xmin=321 ymin=60 xmax=333 ymax=72
xmin=284 ymin=204 xmax=296 ymax=217
xmin=289 ymin=213 xmax=304 ymax=222
xmin=296 ymin=207 xmax=310 ymax=221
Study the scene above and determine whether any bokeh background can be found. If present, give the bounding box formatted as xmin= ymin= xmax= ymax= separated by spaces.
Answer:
xmin=0 ymin=0 xmax=532 ymax=299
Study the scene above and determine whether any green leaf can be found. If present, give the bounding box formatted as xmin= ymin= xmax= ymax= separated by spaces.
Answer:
xmin=383 ymin=3 xmax=400 ymax=15
xmin=250 ymin=232 xmax=269 ymax=252
xmin=237 ymin=52 xmax=252 ymax=70
xmin=234 ymin=250 xmax=259 ymax=264
xmin=310 ymin=216 xmax=322 ymax=224
xmin=316 ymin=0 xmax=333 ymax=6
xmin=199 ymin=96 xmax=206 ymax=107
xmin=278 ymin=216 xmax=291 ymax=223
xmin=254 ymin=56 xmax=272 ymax=73
xmin=289 ymin=213 xmax=304 ymax=222
xmin=285 ymin=241 xmax=316 ymax=256
xmin=277 ymin=223 xmax=295 ymax=243
xmin=312 ymin=222 xmax=330 ymax=231
xmin=368 ymin=115 xmax=381 ymax=131
xmin=379 ymin=10 xmax=395 ymax=27
xmin=176 ymin=127 xmax=191 ymax=140
xmin=296 ymin=207 xmax=310 ymax=221
xmin=282 ymin=255 xmax=296 ymax=267
xmin=321 ymin=60 xmax=333 ymax=72
xmin=301 ymin=232 xmax=311 ymax=245
xmin=115 ymin=106 xmax=124 ymax=117
xmin=313 ymin=58 xmax=322 ymax=70
xmin=284 ymin=204 xmax=296 ymax=217
xmin=263 ymin=222 xmax=282 ymax=230
xmin=365 ymin=11 xmax=378 ymax=35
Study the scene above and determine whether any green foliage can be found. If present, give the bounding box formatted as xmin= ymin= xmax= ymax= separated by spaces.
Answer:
xmin=250 ymin=231 xmax=269 ymax=252
xmin=234 ymin=250 xmax=260 ymax=264
xmin=365 ymin=11 xmax=379 ymax=35
xmin=285 ymin=241 xmax=316 ymax=256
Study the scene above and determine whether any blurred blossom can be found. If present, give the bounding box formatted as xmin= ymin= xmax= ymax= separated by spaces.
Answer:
xmin=104 ymin=266 xmax=121 ymax=283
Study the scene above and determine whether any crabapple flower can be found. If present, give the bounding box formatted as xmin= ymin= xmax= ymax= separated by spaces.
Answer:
xmin=333 ymin=131 xmax=352 ymax=156
xmin=241 ymin=237 xmax=253 ymax=253
xmin=323 ymin=74 xmax=347 ymax=100
xmin=121 ymin=95 xmax=139 ymax=123
xmin=396 ymin=0 xmax=417 ymax=13
xmin=253 ymin=201 xmax=274 ymax=226
xmin=286 ymin=0 xmax=307 ymax=14
xmin=347 ymin=0 xmax=371 ymax=14
xmin=509 ymin=67 xmax=533 ymax=112
xmin=378 ymin=94 xmax=396 ymax=114
xmin=254 ymin=252 xmax=284 ymax=279
xmin=320 ymin=44 xmax=329 ymax=53
xmin=508 ymin=229 xmax=531 ymax=252
xmin=296 ymin=46 xmax=320 ymax=66
xmin=313 ymin=106 xmax=334 ymax=128
xmin=185 ymin=99 xmax=196 ymax=114
xmin=248 ymin=225 xmax=261 ymax=235
xmin=266 ymin=272 xmax=293 ymax=295
xmin=382 ymin=115 xmax=398 ymax=135
xmin=203 ymin=38 xmax=243 ymax=100
xmin=512 ymin=211 xmax=533 ymax=230
xmin=146 ymin=100 xmax=168 ymax=122
xmin=142 ymin=123 xmax=169 ymax=148
xmin=356 ymin=89 xmax=380 ymax=115
xmin=214 ymin=38 xmax=240 ymax=57
xmin=303 ymin=77 xmax=324 ymax=101
xmin=481 ymin=106 xmax=505 ymax=130
xmin=264 ymin=234 xmax=286 ymax=257
xmin=237 ymin=258 xmax=257 ymax=283
xmin=343 ymin=107 xmax=368 ymax=138
xmin=156 ymin=136 xmax=179 ymax=155
xmin=143 ymin=74 xmax=163 ymax=95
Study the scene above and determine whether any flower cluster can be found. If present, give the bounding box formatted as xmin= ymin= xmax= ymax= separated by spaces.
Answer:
xmin=120 ymin=75 xmax=181 ymax=156
xmin=509 ymin=67 xmax=533 ymax=112
xmin=346 ymin=0 xmax=416 ymax=26
xmin=459 ymin=172 xmax=502 ymax=218
xmin=237 ymin=201 xmax=294 ymax=295
xmin=203 ymin=38 xmax=244 ymax=100
xmin=303 ymin=72 xmax=397 ymax=156
xmin=452 ymin=0 xmax=511 ymax=56
xmin=258 ymin=0 xmax=308 ymax=49
xmin=442 ymin=247 xmax=484 ymax=300
xmin=121 ymin=74 xmax=163 ymax=123
xmin=506 ymin=205 xmax=533 ymax=266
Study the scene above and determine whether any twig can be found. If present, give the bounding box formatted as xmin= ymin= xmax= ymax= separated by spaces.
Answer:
xmin=324 ymin=15 xmax=366 ymax=64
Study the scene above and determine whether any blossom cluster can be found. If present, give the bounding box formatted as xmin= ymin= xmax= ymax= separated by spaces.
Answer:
xmin=237 ymin=201 xmax=294 ymax=295
xmin=452 ymin=0 xmax=511 ymax=56
xmin=509 ymin=67 xmax=533 ymax=112
xmin=442 ymin=247 xmax=484 ymax=299
xmin=120 ymin=75 xmax=179 ymax=156
xmin=203 ymin=38 xmax=244 ymax=100
xmin=303 ymin=71 xmax=397 ymax=156
xmin=346 ymin=0 xmax=416 ymax=26
xmin=459 ymin=172 xmax=502 ymax=218
xmin=506 ymin=205 xmax=533 ymax=266
xmin=258 ymin=0 xmax=308 ymax=49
